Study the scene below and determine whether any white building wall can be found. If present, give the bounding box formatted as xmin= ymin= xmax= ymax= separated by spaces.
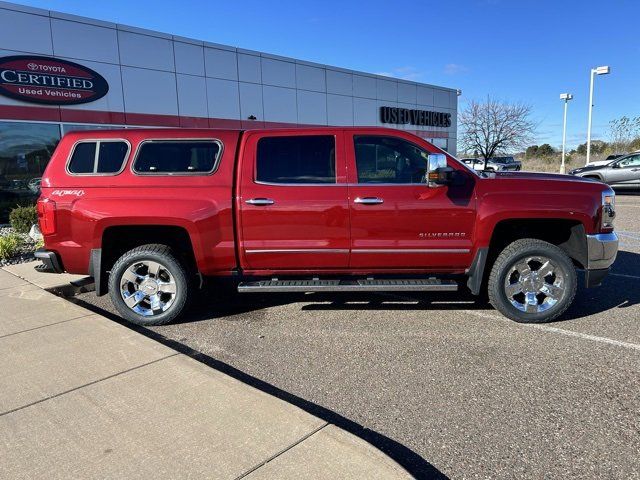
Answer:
xmin=0 ymin=0 xmax=457 ymax=152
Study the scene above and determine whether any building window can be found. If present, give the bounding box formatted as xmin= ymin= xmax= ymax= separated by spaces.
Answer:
xmin=354 ymin=136 xmax=428 ymax=184
xmin=256 ymin=135 xmax=336 ymax=184
xmin=431 ymin=138 xmax=448 ymax=151
xmin=0 ymin=121 xmax=61 ymax=222
xmin=133 ymin=140 xmax=221 ymax=174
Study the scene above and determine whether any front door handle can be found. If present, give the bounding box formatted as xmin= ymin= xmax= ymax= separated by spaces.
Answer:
xmin=245 ymin=198 xmax=275 ymax=206
xmin=354 ymin=197 xmax=384 ymax=205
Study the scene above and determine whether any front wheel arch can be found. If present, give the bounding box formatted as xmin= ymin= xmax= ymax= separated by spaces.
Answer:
xmin=467 ymin=219 xmax=588 ymax=296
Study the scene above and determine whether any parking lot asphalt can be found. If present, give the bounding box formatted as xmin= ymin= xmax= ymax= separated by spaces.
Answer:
xmin=73 ymin=192 xmax=640 ymax=480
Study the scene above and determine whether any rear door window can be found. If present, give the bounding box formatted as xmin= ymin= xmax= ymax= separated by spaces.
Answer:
xmin=133 ymin=140 xmax=222 ymax=174
xmin=256 ymin=135 xmax=336 ymax=184
xmin=68 ymin=140 xmax=129 ymax=175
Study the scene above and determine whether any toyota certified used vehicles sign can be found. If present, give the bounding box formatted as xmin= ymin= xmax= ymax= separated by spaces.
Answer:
xmin=0 ymin=55 xmax=109 ymax=105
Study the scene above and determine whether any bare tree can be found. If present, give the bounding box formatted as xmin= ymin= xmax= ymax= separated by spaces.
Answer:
xmin=458 ymin=97 xmax=536 ymax=169
xmin=608 ymin=116 xmax=640 ymax=153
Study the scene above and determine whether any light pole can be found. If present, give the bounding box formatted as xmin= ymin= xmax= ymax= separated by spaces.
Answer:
xmin=559 ymin=93 xmax=573 ymax=174
xmin=586 ymin=65 xmax=610 ymax=165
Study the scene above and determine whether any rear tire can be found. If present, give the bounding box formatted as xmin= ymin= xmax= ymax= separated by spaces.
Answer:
xmin=108 ymin=244 xmax=190 ymax=326
xmin=487 ymin=239 xmax=577 ymax=323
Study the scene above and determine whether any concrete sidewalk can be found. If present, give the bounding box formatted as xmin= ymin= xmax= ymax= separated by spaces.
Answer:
xmin=0 ymin=264 xmax=412 ymax=479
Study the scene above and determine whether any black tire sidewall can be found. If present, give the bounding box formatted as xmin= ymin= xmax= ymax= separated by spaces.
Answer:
xmin=109 ymin=248 xmax=189 ymax=326
xmin=489 ymin=242 xmax=576 ymax=323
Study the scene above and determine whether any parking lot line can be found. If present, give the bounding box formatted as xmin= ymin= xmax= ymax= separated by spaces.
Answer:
xmin=609 ymin=272 xmax=640 ymax=280
xmin=467 ymin=310 xmax=640 ymax=352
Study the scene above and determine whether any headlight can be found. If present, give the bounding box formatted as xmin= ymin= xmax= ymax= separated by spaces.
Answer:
xmin=601 ymin=190 xmax=616 ymax=232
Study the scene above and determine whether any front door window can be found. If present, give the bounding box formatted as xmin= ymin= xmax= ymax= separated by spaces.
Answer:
xmin=354 ymin=135 xmax=427 ymax=184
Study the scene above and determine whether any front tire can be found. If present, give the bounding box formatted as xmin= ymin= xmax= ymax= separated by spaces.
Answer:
xmin=487 ymin=239 xmax=577 ymax=323
xmin=108 ymin=244 xmax=190 ymax=326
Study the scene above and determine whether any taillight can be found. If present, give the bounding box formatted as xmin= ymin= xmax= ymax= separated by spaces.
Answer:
xmin=37 ymin=198 xmax=56 ymax=235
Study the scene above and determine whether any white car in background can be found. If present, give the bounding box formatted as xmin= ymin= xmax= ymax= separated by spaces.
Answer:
xmin=460 ymin=158 xmax=505 ymax=171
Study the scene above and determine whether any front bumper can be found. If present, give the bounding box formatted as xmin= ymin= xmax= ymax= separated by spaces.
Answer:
xmin=34 ymin=249 xmax=64 ymax=274
xmin=586 ymin=233 xmax=619 ymax=270
xmin=584 ymin=232 xmax=619 ymax=287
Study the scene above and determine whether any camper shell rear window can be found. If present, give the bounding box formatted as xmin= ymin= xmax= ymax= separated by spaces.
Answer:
xmin=67 ymin=140 xmax=130 ymax=175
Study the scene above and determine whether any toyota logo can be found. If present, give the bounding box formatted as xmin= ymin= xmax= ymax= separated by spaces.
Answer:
xmin=27 ymin=62 xmax=38 ymax=70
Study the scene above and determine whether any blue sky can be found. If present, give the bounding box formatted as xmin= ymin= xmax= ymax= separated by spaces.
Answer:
xmin=17 ymin=0 xmax=640 ymax=149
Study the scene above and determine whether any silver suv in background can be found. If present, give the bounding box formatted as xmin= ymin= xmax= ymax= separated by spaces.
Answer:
xmin=570 ymin=152 xmax=640 ymax=188
xmin=490 ymin=156 xmax=522 ymax=171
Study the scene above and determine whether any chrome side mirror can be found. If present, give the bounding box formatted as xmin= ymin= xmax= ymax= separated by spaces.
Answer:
xmin=427 ymin=153 xmax=451 ymax=187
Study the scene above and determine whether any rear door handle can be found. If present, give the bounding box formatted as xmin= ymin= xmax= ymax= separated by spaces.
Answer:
xmin=245 ymin=198 xmax=275 ymax=206
xmin=354 ymin=197 xmax=384 ymax=205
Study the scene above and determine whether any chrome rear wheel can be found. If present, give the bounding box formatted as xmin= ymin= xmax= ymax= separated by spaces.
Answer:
xmin=109 ymin=244 xmax=190 ymax=326
xmin=120 ymin=260 xmax=177 ymax=317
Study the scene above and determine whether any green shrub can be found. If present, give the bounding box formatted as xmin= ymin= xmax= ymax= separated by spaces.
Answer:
xmin=0 ymin=234 xmax=21 ymax=260
xmin=0 ymin=198 xmax=33 ymax=224
xmin=9 ymin=205 xmax=38 ymax=233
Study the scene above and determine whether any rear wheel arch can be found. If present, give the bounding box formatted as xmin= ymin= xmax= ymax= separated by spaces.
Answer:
xmin=93 ymin=225 xmax=199 ymax=295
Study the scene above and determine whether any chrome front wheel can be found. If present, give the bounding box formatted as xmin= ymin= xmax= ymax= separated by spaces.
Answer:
xmin=488 ymin=238 xmax=577 ymax=323
xmin=504 ymin=256 xmax=566 ymax=313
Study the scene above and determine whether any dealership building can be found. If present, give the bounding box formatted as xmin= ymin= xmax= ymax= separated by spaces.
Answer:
xmin=0 ymin=0 xmax=458 ymax=220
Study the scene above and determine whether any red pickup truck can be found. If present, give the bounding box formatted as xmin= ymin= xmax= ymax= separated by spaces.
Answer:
xmin=35 ymin=127 xmax=618 ymax=326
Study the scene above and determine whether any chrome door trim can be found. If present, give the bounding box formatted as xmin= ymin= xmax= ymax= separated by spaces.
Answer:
xmin=245 ymin=248 xmax=350 ymax=254
xmin=254 ymin=180 xmax=340 ymax=187
xmin=351 ymin=248 xmax=470 ymax=254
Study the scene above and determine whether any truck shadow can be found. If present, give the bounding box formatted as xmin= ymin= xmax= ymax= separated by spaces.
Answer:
xmin=184 ymin=250 xmax=640 ymax=323
xmin=561 ymin=250 xmax=640 ymax=320
xmin=185 ymin=287 xmax=491 ymax=322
